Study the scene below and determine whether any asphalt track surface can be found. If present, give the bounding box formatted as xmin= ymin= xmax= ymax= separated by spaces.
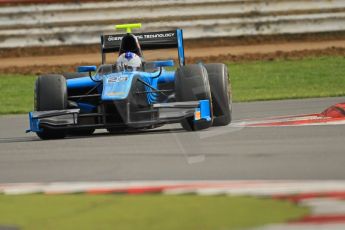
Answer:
xmin=0 ymin=97 xmax=344 ymax=183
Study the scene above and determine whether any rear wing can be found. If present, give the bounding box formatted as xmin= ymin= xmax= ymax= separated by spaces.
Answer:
xmin=100 ymin=29 xmax=185 ymax=66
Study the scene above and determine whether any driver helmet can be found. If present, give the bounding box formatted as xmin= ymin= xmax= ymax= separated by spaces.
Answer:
xmin=116 ymin=52 xmax=142 ymax=71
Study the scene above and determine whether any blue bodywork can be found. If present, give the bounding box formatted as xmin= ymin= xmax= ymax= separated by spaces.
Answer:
xmin=100 ymin=69 xmax=173 ymax=102
xmin=27 ymin=112 xmax=42 ymax=133
xmin=67 ymin=66 xmax=175 ymax=103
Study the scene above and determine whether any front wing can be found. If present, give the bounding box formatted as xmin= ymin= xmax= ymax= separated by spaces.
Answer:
xmin=27 ymin=100 xmax=211 ymax=133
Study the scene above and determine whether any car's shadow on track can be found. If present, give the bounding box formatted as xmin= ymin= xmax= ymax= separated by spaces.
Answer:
xmin=0 ymin=136 xmax=41 ymax=144
xmin=70 ymin=127 xmax=186 ymax=140
xmin=0 ymin=127 xmax=185 ymax=143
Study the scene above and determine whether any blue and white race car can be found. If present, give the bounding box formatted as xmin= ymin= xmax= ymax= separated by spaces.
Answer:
xmin=27 ymin=23 xmax=232 ymax=139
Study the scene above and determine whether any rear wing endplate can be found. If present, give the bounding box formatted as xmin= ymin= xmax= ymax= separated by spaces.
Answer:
xmin=100 ymin=29 xmax=185 ymax=66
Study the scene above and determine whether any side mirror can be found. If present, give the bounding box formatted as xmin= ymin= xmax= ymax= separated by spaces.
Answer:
xmin=77 ymin=65 xmax=97 ymax=73
xmin=153 ymin=60 xmax=174 ymax=68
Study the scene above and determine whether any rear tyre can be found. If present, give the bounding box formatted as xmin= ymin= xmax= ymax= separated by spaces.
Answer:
xmin=35 ymin=74 xmax=68 ymax=140
xmin=175 ymin=64 xmax=213 ymax=131
xmin=205 ymin=63 xmax=232 ymax=126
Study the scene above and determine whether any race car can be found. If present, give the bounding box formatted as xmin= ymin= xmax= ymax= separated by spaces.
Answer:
xmin=27 ymin=23 xmax=232 ymax=140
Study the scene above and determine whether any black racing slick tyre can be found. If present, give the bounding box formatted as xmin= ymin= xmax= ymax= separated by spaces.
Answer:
xmin=35 ymin=74 xmax=68 ymax=140
xmin=175 ymin=64 xmax=213 ymax=131
xmin=205 ymin=63 xmax=232 ymax=126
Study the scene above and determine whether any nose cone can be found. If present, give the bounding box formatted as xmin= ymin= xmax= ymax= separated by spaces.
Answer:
xmin=102 ymin=73 xmax=133 ymax=101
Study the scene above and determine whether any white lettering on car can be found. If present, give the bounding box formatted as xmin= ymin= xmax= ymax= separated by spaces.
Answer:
xmin=107 ymin=36 xmax=122 ymax=41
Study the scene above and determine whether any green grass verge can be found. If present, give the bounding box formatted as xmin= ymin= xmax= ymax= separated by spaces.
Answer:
xmin=0 ymin=194 xmax=308 ymax=230
xmin=230 ymin=56 xmax=345 ymax=101
xmin=0 ymin=75 xmax=35 ymax=114
xmin=0 ymin=56 xmax=344 ymax=114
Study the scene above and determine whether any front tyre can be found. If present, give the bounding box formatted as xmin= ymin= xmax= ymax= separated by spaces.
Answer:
xmin=175 ymin=64 xmax=213 ymax=131
xmin=35 ymin=74 xmax=68 ymax=140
